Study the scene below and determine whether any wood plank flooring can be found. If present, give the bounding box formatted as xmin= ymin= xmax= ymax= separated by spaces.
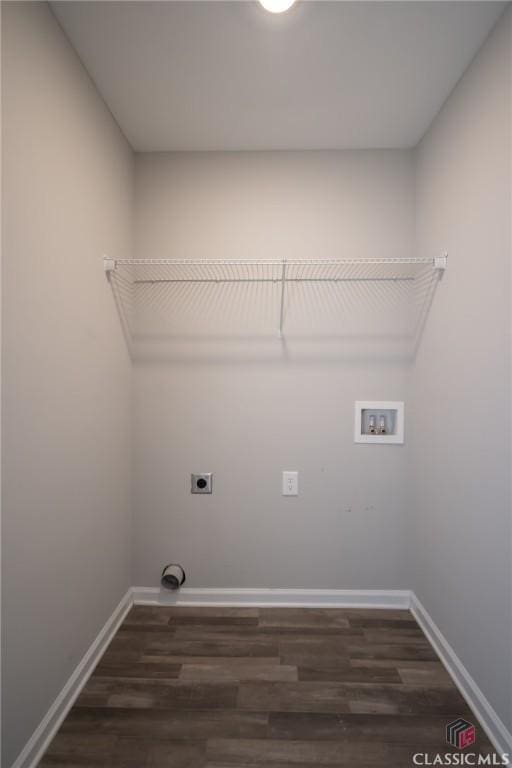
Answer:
xmin=39 ymin=606 xmax=494 ymax=767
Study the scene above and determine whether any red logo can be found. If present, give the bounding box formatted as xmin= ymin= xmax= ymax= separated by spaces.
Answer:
xmin=446 ymin=719 xmax=476 ymax=750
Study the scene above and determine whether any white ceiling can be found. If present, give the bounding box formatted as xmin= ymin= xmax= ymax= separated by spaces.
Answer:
xmin=52 ymin=1 xmax=506 ymax=151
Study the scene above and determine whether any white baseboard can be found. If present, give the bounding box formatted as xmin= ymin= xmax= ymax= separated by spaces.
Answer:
xmin=132 ymin=586 xmax=411 ymax=609
xmin=11 ymin=588 xmax=133 ymax=768
xmin=410 ymin=592 xmax=512 ymax=757
xmin=12 ymin=587 xmax=512 ymax=768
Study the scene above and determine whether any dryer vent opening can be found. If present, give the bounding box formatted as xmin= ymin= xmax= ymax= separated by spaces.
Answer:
xmin=161 ymin=563 xmax=186 ymax=590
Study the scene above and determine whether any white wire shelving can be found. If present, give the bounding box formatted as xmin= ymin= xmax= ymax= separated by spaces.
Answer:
xmin=104 ymin=255 xmax=447 ymax=355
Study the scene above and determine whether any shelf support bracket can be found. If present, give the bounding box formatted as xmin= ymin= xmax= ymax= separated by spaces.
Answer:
xmin=434 ymin=253 xmax=448 ymax=273
xmin=103 ymin=255 xmax=117 ymax=280
xmin=278 ymin=259 xmax=287 ymax=338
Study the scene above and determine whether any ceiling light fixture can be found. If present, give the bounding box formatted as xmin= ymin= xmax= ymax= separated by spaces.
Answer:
xmin=259 ymin=0 xmax=296 ymax=13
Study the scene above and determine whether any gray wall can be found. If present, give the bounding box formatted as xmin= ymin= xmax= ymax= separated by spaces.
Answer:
xmin=409 ymin=6 xmax=512 ymax=731
xmin=132 ymin=150 xmax=414 ymax=589
xmin=1 ymin=4 xmax=133 ymax=765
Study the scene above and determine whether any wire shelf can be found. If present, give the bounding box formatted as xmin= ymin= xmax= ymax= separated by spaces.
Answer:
xmin=104 ymin=256 xmax=447 ymax=356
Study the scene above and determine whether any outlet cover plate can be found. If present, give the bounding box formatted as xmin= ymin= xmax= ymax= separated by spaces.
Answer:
xmin=282 ymin=471 xmax=299 ymax=496
xmin=191 ymin=473 xmax=213 ymax=494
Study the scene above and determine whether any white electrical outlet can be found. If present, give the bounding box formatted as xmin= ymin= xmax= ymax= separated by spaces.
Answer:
xmin=282 ymin=471 xmax=298 ymax=496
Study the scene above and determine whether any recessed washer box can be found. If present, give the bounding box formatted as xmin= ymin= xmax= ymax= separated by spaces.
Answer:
xmin=354 ymin=401 xmax=404 ymax=444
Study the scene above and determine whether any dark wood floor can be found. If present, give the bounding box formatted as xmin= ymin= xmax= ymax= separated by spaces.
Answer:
xmin=39 ymin=606 xmax=493 ymax=767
